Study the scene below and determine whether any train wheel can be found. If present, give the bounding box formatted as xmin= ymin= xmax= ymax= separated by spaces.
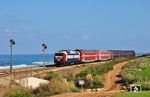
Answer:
xmin=56 ymin=64 xmax=61 ymax=67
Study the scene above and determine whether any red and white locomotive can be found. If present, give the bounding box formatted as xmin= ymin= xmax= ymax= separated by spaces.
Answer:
xmin=54 ymin=50 xmax=80 ymax=65
xmin=54 ymin=49 xmax=135 ymax=66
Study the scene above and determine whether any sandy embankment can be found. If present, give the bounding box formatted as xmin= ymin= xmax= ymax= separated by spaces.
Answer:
xmin=0 ymin=61 xmax=108 ymax=96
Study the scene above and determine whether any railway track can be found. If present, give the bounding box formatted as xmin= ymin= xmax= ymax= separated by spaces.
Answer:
xmin=0 ymin=61 xmax=108 ymax=78
xmin=0 ymin=73 xmax=10 ymax=77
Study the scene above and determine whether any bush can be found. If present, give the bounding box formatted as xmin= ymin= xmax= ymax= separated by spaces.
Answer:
xmin=67 ymin=81 xmax=79 ymax=92
xmin=92 ymin=75 xmax=104 ymax=88
xmin=67 ymin=82 xmax=80 ymax=92
xmin=121 ymin=68 xmax=137 ymax=84
xmin=44 ymin=71 xmax=60 ymax=80
xmin=33 ymin=84 xmax=50 ymax=97
xmin=33 ymin=78 xmax=70 ymax=97
xmin=96 ymin=65 xmax=113 ymax=73
xmin=141 ymin=83 xmax=150 ymax=90
xmin=121 ymin=58 xmax=150 ymax=85
xmin=75 ymin=62 xmax=115 ymax=79
xmin=120 ymin=57 xmax=150 ymax=90
xmin=4 ymin=88 xmax=35 ymax=97
xmin=70 ymin=87 xmax=80 ymax=92
xmin=91 ymin=81 xmax=103 ymax=89
xmin=48 ymin=78 xmax=70 ymax=95
xmin=85 ymin=75 xmax=103 ymax=89
xmin=61 ymin=70 xmax=75 ymax=81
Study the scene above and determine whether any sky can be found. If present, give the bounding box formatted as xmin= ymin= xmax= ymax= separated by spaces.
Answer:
xmin=0 ymin=0 xmax=150 ymax=54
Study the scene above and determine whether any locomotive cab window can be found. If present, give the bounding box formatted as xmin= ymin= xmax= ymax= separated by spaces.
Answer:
xmin=55 ymin=53 xmax=63 ymax=56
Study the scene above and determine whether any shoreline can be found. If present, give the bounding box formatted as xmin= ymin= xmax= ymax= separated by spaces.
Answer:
xmin=0 ymin=63 xmax=55 ymax=70
xmin=0 ymin=64 xmax=55 ymax=74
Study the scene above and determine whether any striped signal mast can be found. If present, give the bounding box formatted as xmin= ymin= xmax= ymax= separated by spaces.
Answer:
xmin=42 ymin=43 xmax=48 ymax=69
xmin=10 ymin=39 xmax=15 ymax=73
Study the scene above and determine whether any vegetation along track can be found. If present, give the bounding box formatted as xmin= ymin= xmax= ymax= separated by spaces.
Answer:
xmin=0 ymin=60 xmax=128 ymax=97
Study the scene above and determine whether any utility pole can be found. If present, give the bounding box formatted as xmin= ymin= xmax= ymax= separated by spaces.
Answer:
xmin=10 ymin=39 xmax=15 ymax=73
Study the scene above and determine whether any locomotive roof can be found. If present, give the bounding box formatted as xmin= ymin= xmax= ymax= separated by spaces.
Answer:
xmin=75 ymin=49 xmax=98 ymax=54
xmin=56 ymin=49 xmax=79 ymax=54
xmin=75 ymin=49 xmax=98 ymax=51
xmin=108 ymin=50 xmax=135 ymax=52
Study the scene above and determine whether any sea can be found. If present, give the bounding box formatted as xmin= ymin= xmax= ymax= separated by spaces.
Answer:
xmin=0 ymin=53 xmax=145 ymax=69
xmin=0 ymin=54 xmax=54 ymax=69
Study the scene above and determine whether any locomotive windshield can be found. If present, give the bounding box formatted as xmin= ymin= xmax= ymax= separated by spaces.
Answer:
xmin=55 ymin=53 xmax=63 ymax=56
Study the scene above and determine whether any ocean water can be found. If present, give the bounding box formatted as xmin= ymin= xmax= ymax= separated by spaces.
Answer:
xmin=0 ymin=54 xmax=54 ymax=69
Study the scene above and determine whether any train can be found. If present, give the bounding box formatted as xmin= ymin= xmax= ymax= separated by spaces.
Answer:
xmin=54 ymin=49 xmax=135 ymax=66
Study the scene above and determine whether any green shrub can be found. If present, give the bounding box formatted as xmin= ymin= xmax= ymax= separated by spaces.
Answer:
xmin=61 ymin=70 xmax=75 ymax=81
xmin=121 ymin=68 xmax=137 ymax=84
xmin=121 ymin=57 xmax=150 ymax=87
xmin=33 ymin=84 xmax=50 ymax=97
xmin=4 ymin=88 xmax=35 ymax=97
xmin=48 ymin=78 xmax=70 ymax=95
xmin=91 ymin=80 xmax=103 ymax=89
xmin=44 ymin=71 xmax=60 ymax=80
xmin=75 ymin=61 xmax=115 ymax=79
xmin=141 ymin=83 xmax=150 ymax=90
xmin=33 ymin=78 xmax=70 ymax=97
xmin=86 ymin=75 xmax=103 ymax=89
xmin=96 ymin=65 xmax=113 ymax=73
xmin=92 ymin=75 xmax=104 ymax=88
xmin=70 ymin=87 xmax=80 ymax=92
xmin=67 ymin=82 xmax=78 ymax=92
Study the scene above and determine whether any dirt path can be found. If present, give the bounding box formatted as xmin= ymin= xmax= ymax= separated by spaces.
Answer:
xmin=51 ymin=62 xmax=127 ymax=97
xmin=103 ymin=62 xmax=127 ymax=92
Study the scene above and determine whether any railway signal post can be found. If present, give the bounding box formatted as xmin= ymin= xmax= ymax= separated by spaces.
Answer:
xmin=42 ymin=43 xmax=48 ymax=73
xmin=10 ymin=39 xmax=15 ymax=73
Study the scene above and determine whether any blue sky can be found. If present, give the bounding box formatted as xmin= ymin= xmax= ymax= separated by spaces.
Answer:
xmin=0 ymin=0 xmax=150 ymax=54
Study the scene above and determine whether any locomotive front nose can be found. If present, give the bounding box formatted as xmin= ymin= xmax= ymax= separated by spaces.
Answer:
xmin=55 ymin=53 xmax=63 ymax=61
xmin=55 ymin=56 xmax=63 ymax=61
